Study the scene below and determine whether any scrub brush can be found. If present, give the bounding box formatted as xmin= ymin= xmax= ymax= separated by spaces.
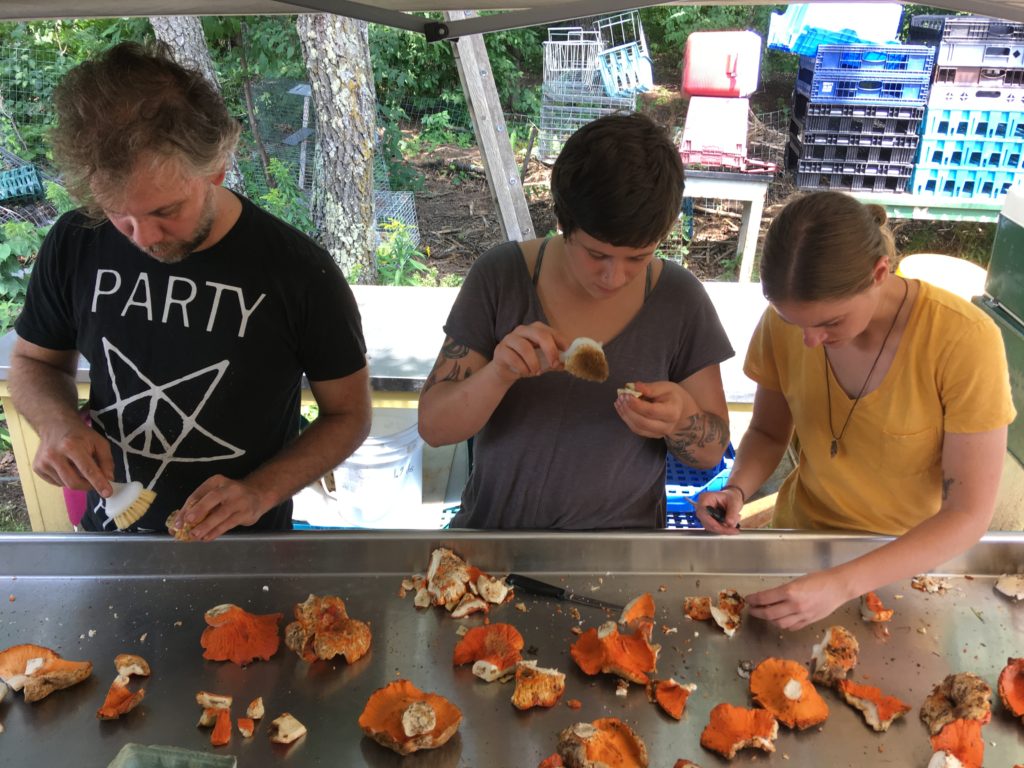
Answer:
xmin=104 ymin=481 xmax=156 ymax=530
xmin=560 ymin=337 xmax=609 ymax=383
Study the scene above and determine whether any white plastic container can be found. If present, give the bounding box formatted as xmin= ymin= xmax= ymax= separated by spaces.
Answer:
xmin=333 ymin=408 xmax=423 ymax=527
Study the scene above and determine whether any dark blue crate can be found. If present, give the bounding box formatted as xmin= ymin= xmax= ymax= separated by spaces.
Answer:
xmin=811 ymin=43 xmax=935 ymax=74
xmin=796 ymin=63 xmax=933 ymax=105
xmin=796 ymin=168 xmax=912 ymax=193
xmin=789 ymin=135 xmax=919 ymax=165
xmin=665 ymin=444 xmax=735 ymax=529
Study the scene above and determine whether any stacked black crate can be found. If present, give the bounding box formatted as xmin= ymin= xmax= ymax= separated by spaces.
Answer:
xmin=910 ymin=15 xmax=1024 ymax=199
xmin=787 ymin=43 xmax=935 ymax=192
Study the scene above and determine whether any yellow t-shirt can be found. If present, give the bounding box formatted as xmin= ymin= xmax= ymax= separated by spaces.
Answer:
xmin=744 ymin=281 xmax=1016 ymax=535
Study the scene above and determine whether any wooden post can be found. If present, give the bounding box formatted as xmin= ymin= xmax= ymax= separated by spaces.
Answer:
xmin=444 ymin=10 xmax=535 ymax=242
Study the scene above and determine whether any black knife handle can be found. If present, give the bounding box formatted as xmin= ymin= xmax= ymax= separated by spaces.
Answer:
xmin=704 ymin=506 xmax=740 ymax=529
xmin=506 ymin=573 xmax=566 ymax=599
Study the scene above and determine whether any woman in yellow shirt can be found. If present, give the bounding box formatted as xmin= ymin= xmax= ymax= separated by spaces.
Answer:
xmin=698 ymin=190 xmax=1015 ymax=629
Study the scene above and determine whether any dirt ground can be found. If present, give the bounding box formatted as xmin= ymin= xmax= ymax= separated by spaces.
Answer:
xmin=411 ymin=76 xmax=994 ymax=285
xmin=0 ymin=452 xmax=29 ymax=532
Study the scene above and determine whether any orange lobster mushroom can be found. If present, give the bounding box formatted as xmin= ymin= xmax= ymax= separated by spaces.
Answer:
xmin=200 ymin=604 xmax=282 ymax=666
xmin=860 ymin=592 xmax=894 ymax=623
xmin=285 ymin=594 xmax=371 ymax=664
xmin=700 ymin=703 xmax=778 ymax=759
xmin=682 ymin=596 xmax=711 ymax=621
xmin=920 ymin=673 xmax=992 ymax=736
xmin=452 ymin=623 xmax=524 ymax=682
xmin=511 ymin=660 xmax=566 ymax=710
xmin=647 ymin=679 xmax=696 ymax=720
xmin=0 ymin=644 xmax=92 ymax=703
xmin=619 ymin=593 xmax=656 ymax=635
xmin=749 ymin=657 xmax=829 ymax=730
xmin=810 ymin=625 xmax=859 ymax=686
xmin=554 ymin=718 xmax=649 ymax=768
xmin=930 ymin=718 xmax=984 ymax=768
xmin=836 ymin=679 xmax=911 ymax=732
xmin=571 ymin=621 xmax=659 ymax=685
xmin=358 ymin=679 xmax=461 ymax=756
xmin=998 ymin=657 xmax=1024 ymax=722
xmin=96 ymin=653 xmax=151 ymax=720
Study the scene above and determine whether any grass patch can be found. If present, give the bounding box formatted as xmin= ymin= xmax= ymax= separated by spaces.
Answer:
xmin=0 ymin=481 xmax=30 ymax=532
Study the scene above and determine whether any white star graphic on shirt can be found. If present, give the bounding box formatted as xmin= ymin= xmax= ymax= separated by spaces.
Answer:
xmin=92 ymin=338 xmax=244 ymax=487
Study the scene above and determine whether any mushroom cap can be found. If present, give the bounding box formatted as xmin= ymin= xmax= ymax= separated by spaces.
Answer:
xmin=210 ymin=707 xmax=232 ymax=747
xmin=96 ymin=678 xmax=145 ymax=720
xmin=358 ymin=679 xmax=461 ymax=755
xmin=929 ymin=718 xmax=984 ymax=768
xmin=619 ymin=593 xmax=656 ymax=628
xmin=998 ymin=657 xmax=1024 ymax=719
xmin=710 ymin=590 xmax=745 ymax=637
xmin=200 ymin=604 xmax=282 ymax=666
xmin=452 ymin=623 xmax=524 ymax=682
xmin=647 ymin=678 xmax=696 ymax=720
xmin=511 ymin=660 xmax=566 ymax=710
xmin=682 ymin=597 xmax=711 ymax=622
xmin=284 ymin=594 xmax=371 ymax=664
xmin=555 ymin=717 xmax=648 ymax=768
xmin=920 ymin=673 xmax=992 ymax=736
xmin=749 ymin=657 xmax=829 ymax=730
xmin=699 ymin=702 xmax=778 ymax=760
xmin=426 ymin=547 xmax=472 ymax=609
xmin=0 ymin=644 xmax=92 ymax=703
xmin=836 ymin=679 xmax=911 ymax=731
xmin=860 ymin=591 xmax=894 ymax=622
xmin=571 ymin=621 xmax=659 ymax=685
xmin=114 ymin=653 xmax=151 ymax=677
xmin=810 ymin=625 xmax=859 ymax=686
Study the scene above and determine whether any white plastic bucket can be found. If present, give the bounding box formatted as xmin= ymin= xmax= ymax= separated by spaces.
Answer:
xmin=332 ymin=409 xmax=423 ymax=527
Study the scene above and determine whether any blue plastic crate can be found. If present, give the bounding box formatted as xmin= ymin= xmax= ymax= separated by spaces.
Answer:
xmin=0 ymin=165 xmax=43 ymax=203
xmin=597 ymin=42 xmax=653 ymax=97
xmin=923 ymin=107 xmax=1024 ymax=139
xmin=794 ymin=92 xmax=926 ymax=122
xmin=917 ymin=136 xmax=1024 ymax=169
xmin=797 ymin=61 xmax=933 ymax=105
xmin=790 ymin=135 xmax=919 ymax=165
xmin=769 ymin=26 xmax=881 ymax=57
xmin=910 ymin=164 xmax=1024 ymax=197
xmin=795 ymin=167 xmax=912 ymax=192
xmin=665 ymin=444 xmax=735 ymax=529
xmin=811 ymin=43 xmax=935 ymax=74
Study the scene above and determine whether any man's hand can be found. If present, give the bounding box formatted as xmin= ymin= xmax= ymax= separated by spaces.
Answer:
xmin=745 ymin=570 xmax=856 ymax=630
xmin=177 ymin=474 xmax=267 ymax=541
xmin=694 ymin=487 xmax=744 ymax=534
xmin=34 ymin=417 xmax=114 ymax=498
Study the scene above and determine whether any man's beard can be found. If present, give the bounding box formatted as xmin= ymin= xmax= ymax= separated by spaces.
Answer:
xmin=139 ymin=190 xmax=216 ymax=264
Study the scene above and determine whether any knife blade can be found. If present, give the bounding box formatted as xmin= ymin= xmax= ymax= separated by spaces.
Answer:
xmin=506 ymin=573 xmax=624 ymax=612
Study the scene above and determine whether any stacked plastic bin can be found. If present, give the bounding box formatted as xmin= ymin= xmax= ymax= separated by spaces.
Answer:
xmin=678 ymin=31 xmax=767 ymax=171
xmin=787 ymin=43 xmax=936 ymax=192
xmin=910 ymin=15 xmax=1024 ymax=199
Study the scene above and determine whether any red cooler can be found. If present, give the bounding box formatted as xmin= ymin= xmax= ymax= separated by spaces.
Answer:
xmin=683 ymin=30 xmax=762 ymax=97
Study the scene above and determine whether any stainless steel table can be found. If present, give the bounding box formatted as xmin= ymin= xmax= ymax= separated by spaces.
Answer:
xmin=1 ymin=531 xmax=1022 ymax=767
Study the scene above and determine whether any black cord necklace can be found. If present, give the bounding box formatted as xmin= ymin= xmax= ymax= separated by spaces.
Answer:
xmin=824 ymin=276 xmax=909 ymax=459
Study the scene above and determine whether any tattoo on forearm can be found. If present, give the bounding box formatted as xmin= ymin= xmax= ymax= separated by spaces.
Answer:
xmin=665 ymin=412 xmax=730 ymax=464
xmin=421 ymin=342 xmax=472 ymax=395
xmin=942 ymin=474 xmax=955 ymax=501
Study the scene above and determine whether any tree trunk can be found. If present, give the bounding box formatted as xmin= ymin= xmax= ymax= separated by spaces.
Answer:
xmin=149 ymin=15 xmax=245 ymax=192
xmin=295 ymin=13 xmax=377 ymax=282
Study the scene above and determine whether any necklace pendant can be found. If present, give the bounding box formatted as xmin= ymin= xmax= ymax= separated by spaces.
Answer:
xmin=830 ymin=439 xmax=838 ymax=458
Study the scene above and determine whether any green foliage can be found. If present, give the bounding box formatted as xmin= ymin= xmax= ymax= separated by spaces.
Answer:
xmin=0 ymin=19 xmax=151 ymax=166
xmin=44 ymin=180 xmax=76 ymax=215
xmin=420 ymin=111 xmax=471 ymax=149
xmin=375 ymin=220 xmax=432 ymax=286
xmin=376 ymin=104 xmax=424 ymax=192
xmin=640 ymin=4 xmax=796 ymax=80
xmin=369 ymin=19 xmax=543 ymax=114
xmin=0 ymin=220 xmax=45 ymax=333
xmin=258 ymin=158 xmax=313 ymax=235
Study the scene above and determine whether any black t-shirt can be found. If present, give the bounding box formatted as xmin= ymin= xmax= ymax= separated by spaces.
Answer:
xmin=16 ymin=195 xmax=366 ymax=532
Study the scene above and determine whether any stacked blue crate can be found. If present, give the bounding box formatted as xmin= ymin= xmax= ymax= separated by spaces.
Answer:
xmin=910 ymin=15 xmax=1024 ymax=198
xmin=788 ymin=44 xmax=935 ymax=192
xmin=664 ymin=444 xmax=736 ymax=529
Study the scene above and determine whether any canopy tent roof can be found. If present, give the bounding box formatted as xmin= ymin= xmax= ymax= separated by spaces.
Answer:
xmin=4 ymin=0 xmax=1024 ymax=40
